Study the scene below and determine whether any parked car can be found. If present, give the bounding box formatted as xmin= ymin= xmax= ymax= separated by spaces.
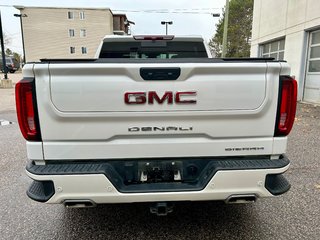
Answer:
xmin=0 ymin=57 xmax=20 ymax=73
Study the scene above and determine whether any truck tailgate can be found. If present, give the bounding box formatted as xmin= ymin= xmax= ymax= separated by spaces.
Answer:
xmin=31 ymin=60 xmax=286 ymax=160
xmin=49 ymin=63 xmax=266 ymax=112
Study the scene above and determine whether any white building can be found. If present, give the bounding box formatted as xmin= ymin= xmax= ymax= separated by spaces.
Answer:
xmin=250 ymin=0 xmax=320 ymax=104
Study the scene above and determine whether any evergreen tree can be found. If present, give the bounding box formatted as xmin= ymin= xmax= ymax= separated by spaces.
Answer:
xmin=210 ymin=0 xmax=253 ymax=57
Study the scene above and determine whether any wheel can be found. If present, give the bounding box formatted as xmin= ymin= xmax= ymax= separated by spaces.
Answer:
xmin=9 ymin=70 xmax=15 ymax=73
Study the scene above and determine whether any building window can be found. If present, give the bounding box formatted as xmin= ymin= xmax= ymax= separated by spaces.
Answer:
xmin=68 ymin=11 xmax=74 ymax=19
xmin=81 ymin=47 xmax=87 ymax=54
xmin=260 ymin=39 xmax=285 ymax=60
xmin=69 ymin=29 xmax=75 ymax=37
xmin=308 ymin=31 xmax=320 ymax=72
xmin=80 ymin=29 xmax=86 ymax=37
xmin=80 ymin=11 xmax=85 ymax=20
xmin=70 ymin=47 xmax=75 ymax=54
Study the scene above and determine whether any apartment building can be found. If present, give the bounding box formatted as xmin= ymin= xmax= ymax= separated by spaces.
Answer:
xmin=250 ymin=0 xmax=320 ymax=104
xmin=113 ymin=14 xmax=135 ymax=35
xmin=15 ymin=7 xmax=115 ymax=61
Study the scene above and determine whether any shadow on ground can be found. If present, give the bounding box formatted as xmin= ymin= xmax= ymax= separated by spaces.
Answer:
xmin=60 ymin=201 xmax=259 ymax=240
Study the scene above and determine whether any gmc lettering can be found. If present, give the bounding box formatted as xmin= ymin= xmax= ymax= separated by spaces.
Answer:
xmin=124 ymin=91 xmax=197 ymax=104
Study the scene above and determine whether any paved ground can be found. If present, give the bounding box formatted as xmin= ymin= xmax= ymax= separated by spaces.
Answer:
xmin=0 ymin=72 xmax=21 ymax=112
xmin=0 ymin=78 xmax=319 ymax=239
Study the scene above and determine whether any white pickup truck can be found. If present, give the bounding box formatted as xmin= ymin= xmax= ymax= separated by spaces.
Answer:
xmin=16 ymin=35 xmax=297 ymax=215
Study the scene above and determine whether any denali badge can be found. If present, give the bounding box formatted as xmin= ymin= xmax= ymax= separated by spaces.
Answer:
xmin=124 ymin=91 xmax=197 ymax=104
xmin=129 ymin=126 xmax=193 ymax=132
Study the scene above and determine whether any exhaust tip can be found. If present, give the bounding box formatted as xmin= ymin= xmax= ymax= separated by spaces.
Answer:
xmin=64 ymin=200 xmax=97 ymax=208
xmin=225 ymin=194 xmax=257 ymax=204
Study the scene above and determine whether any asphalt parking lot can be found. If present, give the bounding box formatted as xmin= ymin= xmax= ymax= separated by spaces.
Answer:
xmin=0 ymin=74 xmax=319 ymax=239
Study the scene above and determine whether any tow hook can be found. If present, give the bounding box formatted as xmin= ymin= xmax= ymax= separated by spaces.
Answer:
xmin=150 ymin=202 xmax=174 ymax=216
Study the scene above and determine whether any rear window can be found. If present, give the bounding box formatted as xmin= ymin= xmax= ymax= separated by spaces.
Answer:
xmin=99 ymin=41 xmax=208 ymax=59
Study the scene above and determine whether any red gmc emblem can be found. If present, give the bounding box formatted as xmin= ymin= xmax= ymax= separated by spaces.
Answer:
xmin=124 ymin=91 xmax=197 ymax=104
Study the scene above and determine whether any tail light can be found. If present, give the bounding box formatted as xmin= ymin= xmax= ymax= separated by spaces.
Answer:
xmin=15 ymin=78 xmax=42 ymax=141
xmin=275 ymin=76 xmax=297 ymax=136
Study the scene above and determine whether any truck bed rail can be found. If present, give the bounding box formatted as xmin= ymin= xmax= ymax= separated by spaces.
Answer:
xmin=37 ymin=58 xmax=284 ymax=64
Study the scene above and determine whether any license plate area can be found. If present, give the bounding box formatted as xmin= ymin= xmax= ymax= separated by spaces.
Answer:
xmin=112 ymin=159 xmax=208 ymax=186
xmin=138 ymin=161 xmax=182 ymax=183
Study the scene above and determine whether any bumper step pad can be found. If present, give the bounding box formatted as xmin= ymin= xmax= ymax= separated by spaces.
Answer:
xmin=265 ymin=174 xmax=291 ymax=195
xmin=27 ymin=180 xmax=55 ymax=202
xmin=26 ymin=156 xmax=290 ymax=195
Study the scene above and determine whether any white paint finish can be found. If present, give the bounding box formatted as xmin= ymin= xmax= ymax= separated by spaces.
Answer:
xmin=272 ymin=137 xmax=288 ymax=155
xmin=26 ymin=142 xmax=44 ymax=160
xmin=22 ymin=58 xmax=290 ymax=203
xmin=26 ymin=165 xmax=289 ymax=204
xmin=43 ymin=138 xmax=274 ymax=160
xmin=22 ymin=64 xmax=35 ymax=78
xmin=279 ymin=62 xmax=291 ymax=76
xmin=28 ymin=61 xmax=284 ymax=159
xmin=49 ymin=63 xmax=267 ymax=112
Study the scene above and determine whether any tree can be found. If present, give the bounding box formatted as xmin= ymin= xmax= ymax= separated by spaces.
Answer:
xmin=13 ymin=52 xmax=21 ymax=63
xmin=5 ymin=48 xmax=12 ymax=56
xmin=2 ymin=47 xmax=21 ymax=63
xmin=209 ymin=0 xmax=253 ymax=57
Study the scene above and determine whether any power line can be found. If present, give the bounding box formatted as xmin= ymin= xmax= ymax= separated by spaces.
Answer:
xmin=114 ymin=8 xmax=221 ymax=11
xmin=112 ymin=8 xmax=221 ymax=14
xmin=112 ymin=10 xmax=219 ymax=15
xmin=0 ymin=5 xmax=221 ymax=10
xmin=0 ymin=5 xmax=221 ymax=14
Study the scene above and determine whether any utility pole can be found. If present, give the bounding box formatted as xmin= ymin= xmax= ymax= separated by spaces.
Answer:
xmin=222 ymin=0 xmax=230 ymax=58
xmin=14 ymin=14 xmax=27 ymax=64
xmin=0 ymin=10 xmax=8 ymax=79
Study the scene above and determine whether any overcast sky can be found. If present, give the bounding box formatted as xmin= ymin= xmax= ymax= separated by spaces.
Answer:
xmin=0 ymin=0 xmax=225 ymax=54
